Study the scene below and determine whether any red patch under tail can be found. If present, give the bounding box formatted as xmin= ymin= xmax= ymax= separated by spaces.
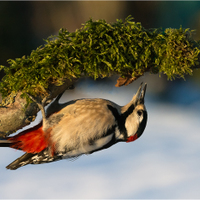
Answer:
xmin=8 ymin=122 xmax=49 ymax=153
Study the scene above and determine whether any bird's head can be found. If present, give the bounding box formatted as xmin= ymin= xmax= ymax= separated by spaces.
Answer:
xmin=121 ymin=83 xmax=147 ymax=143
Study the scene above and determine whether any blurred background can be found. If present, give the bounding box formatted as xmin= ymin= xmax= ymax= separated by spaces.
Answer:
xmin=0 ymin=1 xmax=200 ymax=199
xmin=1 ymin=1 xmax=200 ymax=102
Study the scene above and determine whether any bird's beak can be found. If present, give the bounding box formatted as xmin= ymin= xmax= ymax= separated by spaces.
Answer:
xmin=133 ymin=83 xmax=147 ymax=105
xmin=135 ymin=83 xmax=143 ymax=101
xmin=138 ymin=83 xmax=147 ymax=104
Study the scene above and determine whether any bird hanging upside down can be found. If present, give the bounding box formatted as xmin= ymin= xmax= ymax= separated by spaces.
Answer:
xmin=0 ymin=83 xmax=147 ymax=170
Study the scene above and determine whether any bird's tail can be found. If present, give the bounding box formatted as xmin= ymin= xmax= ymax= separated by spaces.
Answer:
xmin=0 ymin=139 xmax=35 ymax=170
xmin=0 ymin=139 xmax=12 ymax=147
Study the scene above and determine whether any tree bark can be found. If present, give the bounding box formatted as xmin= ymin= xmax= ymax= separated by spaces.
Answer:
xmin=0 ymin=78 xmax=77 ymax=137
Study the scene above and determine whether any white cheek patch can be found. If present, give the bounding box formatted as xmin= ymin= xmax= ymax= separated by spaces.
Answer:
xmin=125 ymin=113 xmax=138 ymax=137
xmin=139 ymin=114 xmax=144 ymax=123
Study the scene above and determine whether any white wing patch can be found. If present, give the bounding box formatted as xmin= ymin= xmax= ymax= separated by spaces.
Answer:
xmin=58 ymin=134 xmax=114 ymax=158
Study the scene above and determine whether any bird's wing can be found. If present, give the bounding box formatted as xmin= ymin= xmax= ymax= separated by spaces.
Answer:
xmin=6 ymin=152 xmax=35 ymax=170
xmin=49 ymin=98 xmax=119 ymax=152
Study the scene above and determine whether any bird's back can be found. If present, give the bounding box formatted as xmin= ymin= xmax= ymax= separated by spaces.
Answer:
xmin=49 ymin=98 xmax=121 ymax=153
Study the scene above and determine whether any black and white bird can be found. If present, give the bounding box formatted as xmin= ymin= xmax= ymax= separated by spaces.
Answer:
xmin=0 ymin=83 xmax=147 ymax=170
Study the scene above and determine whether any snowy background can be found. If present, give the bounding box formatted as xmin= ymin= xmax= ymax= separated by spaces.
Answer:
xmin=0 ymin=75 xmax=200 ymax=199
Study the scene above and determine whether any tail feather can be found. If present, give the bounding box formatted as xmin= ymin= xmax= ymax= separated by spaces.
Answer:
xmin=0 ymin=139 xmax=11 ymax=147
xmin=0 ymin=139 xmax=37 ymax=170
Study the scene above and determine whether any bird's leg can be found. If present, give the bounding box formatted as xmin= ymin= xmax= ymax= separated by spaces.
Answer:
xmin=25 ymin=93 xmax=52 ymax=126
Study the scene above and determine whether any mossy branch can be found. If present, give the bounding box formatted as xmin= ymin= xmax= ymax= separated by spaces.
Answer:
xmin=1 ymin=16 xmax=200 ymax=98
xmin=0 ymin=15 xmax=200 ymax=136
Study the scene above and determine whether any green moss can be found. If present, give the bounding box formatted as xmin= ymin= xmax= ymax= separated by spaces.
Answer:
xmin=0 ymin=16 xmax=200 ymax=98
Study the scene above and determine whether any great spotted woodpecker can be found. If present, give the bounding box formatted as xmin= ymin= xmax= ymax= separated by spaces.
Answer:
xmin=0 ymin=83 xmax=147 ymax=170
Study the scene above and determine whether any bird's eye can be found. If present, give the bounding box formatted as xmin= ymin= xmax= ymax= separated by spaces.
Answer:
xmin=137 ymin=110 xmax=143 ymax=117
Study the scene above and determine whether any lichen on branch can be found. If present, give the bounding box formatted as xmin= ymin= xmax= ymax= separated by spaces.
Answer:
xmin=0 ymin=16 xmax=200 ymax=98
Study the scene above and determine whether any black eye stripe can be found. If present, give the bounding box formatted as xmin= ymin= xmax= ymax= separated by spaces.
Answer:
xmin=121 ymin=104 xmax=135 ymax=119
xmin=107 ymin=105 xmax=127 ymax=140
